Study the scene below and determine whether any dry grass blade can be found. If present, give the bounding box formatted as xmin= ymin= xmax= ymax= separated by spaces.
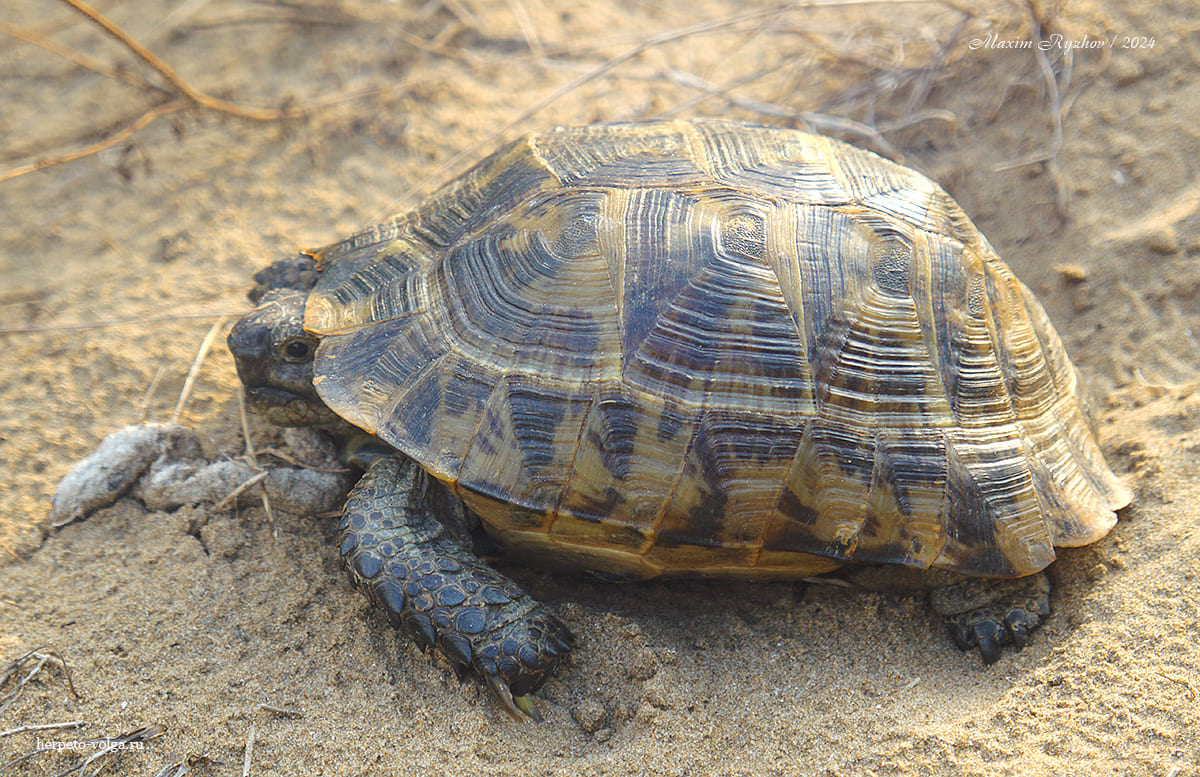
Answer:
xmin=138 ymin=364 xmax=169 ymax=423
xmin=0 ymin=647 xmax=79 ymax=717
xmin=0 ymin=310 xmax=239 ymax=336
xmin=150 ymin=760 xmax=191 ymax=777
xmin=507 ymin=0 xmax=545 ymax=59
xmin=0 ymin=750 xmax=41 ymax=772
xmin=237 ymin=384 xmax=260 ymax=465
xmin=57 ymin=0 xmax=285 ymax=121
xmin=0 ymin=20 xmax=162 ymax=93
xmin=216 ymin=470 xmax=269 ymax=510
xmin=170 ymin=315 xmax=229 ymax=425
xmin=151 ymin=751 xmax=226 ymax=776
xmin=258 ymin=703 xmax=302 ymax=718
xmin=992 ymin=4 xmax=1069 ymax=216
xmin=663 ymin=68 xmax=905 ymax=159
xmin=0 ymin=99 xmax=188 ymax=185
xmin=169 ymin=0 xmax=361 ymax=32
xmin=237 ymin=384 xmax=278 ymax=530
xmin=242 ymin=723 xmax=256 ymax=777
xmin=1156 ymin=671 xmax=1197 ymax=701
xmin=0 ymin=721 xmax=85 ymax=738
xmin=253 ymin=447 xmax=349 ymax=473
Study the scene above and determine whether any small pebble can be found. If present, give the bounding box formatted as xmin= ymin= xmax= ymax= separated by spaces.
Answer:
xmin=1053 ymin=263 xmax=1088 ymax=283
xmin=1143 ymin=225 xmax=1178 ymax=255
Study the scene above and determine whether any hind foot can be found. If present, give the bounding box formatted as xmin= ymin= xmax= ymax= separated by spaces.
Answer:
xmin=933 ymin=573 xmax=1051 ymax=665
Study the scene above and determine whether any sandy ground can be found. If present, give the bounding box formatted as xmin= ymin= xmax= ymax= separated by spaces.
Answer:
xmin=2 ymin=0 xmax=1198 ymax=774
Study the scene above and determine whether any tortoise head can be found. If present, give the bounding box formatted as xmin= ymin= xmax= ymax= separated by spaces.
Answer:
xmin=227 ymin=288 xmax=340 ymax=428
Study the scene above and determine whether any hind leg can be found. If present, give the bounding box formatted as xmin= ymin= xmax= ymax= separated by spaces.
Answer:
xmin=932 ymin=573 xmax=1051 ymax=664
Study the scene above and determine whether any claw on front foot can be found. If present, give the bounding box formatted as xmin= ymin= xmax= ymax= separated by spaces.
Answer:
xmin=486 ymin=675 xmax=544 ymax=722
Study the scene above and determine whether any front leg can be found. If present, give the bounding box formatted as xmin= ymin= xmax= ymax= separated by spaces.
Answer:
xmin=338 ymin=456 xmax=574 ymax=719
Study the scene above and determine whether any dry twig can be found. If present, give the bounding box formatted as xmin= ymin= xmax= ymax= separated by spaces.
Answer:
xmin=0 ymin=647 xmax=79 ymax=717
xmin=58 ymin=0 xmax=284 ymax=121
xmin=170 ymin=316 xmax=230 ymax=425
xmin=237 ymin=384 xmax=278 ymax=529
xmin=0 ymin=99 xmax=188 ymax=185
xmin=0 ymin=721 xmax=85 ymax=738
xmin=0 ymin=20 xmax=162 ymax=93
xmin=0 ymin=0 xmax=294 ymax=183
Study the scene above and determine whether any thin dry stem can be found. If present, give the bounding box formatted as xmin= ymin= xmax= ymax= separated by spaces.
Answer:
xmin=0 ymin=721 xmax=85 ymax=738
xmin=0 ymin=648 xmax=79 ymax=717
xmin=254 ymin=447 xmax=350 ymax=474
xmin=664 ymin=68 xmax=905 ymax=159
xmin=0 ymin=20 xmax=161 ymax=92
xmin=237 ymin=385 xmax=278 ymax=529
xmin=993 ymin=5 xmax=1069 ymax=217
xmin=507 ymin=0 xmax=545 ymax=59
xmin=43 ymin=725 xmax=165 ymax=777
xmin=138 ymin=364 xmax=169 ymax=423
xmin=0 ymin=99 xmax=188 ymax=184
xmin=57 ymin=0 xmax=285 ymax=121
xmin=237 ymin=384 xmax=259 ymax=463
xmin=0 ymin=310 xmax=238 ymax=336
xmin=217 ymin=471 xmax=270 ymax=510
xmin=242 ymin=723 xmax=256 ymax=777
xmin=170 ymin=316 xmax=229 ymax=425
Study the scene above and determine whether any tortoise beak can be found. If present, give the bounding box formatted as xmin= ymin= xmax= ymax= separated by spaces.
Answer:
xmin=227 ymin=314 xmax=276 ymax=390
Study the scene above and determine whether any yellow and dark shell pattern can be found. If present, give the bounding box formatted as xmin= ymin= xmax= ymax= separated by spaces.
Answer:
xmin=304 ymin=119 xmax=1130 ymax=581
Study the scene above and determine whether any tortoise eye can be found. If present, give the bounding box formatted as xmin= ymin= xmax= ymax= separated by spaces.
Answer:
xmin=282 ymin=338 xmax=315 ymax=363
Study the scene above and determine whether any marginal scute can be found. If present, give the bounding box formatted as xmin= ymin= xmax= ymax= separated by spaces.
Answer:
xmin=656 ymin=410 xmax=805 ymax=551
xmin=306 ymin=118 xmax=1128 ymax=579
xmin=456 ymin=373 xmax=593 ymax=528
xmin=554 ymin=386 xmax=692 ymax=549
xmin=939 ymin=427 xmax=1055 ymax=577
xmin=858 ymin=428 xmax=948 ymax=567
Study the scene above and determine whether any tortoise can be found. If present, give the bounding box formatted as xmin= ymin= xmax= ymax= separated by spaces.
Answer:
xmin=227 ymin=118 xmax=1130 ymax=718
